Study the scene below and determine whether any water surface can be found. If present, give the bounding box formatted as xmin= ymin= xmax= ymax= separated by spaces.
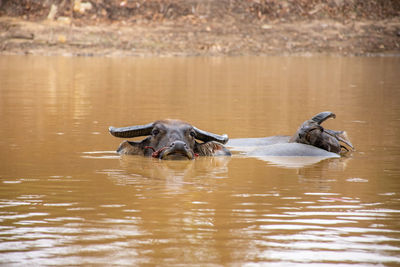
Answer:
xmin=0 ymin=55 xmax=400 ymax=266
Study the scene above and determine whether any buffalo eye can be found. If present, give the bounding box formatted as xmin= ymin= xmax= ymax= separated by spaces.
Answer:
xmin=152 ymin=129 xmax=160 ymax=136
xmin=189 ymin=130 xmax=196 ymax=138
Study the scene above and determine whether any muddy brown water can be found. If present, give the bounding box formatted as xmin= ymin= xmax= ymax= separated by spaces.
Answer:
xmin=0 ymin=55 xmax=400 ymax=266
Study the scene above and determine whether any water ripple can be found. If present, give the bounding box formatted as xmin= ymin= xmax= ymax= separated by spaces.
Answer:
xmin=261 ymin=250 xmax=400 ymax=264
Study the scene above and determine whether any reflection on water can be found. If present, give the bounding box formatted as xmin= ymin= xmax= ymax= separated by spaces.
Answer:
xmin=0 ymin=55 xmax=400 ymax=266
xmin=99 ymin=155 xmax=230 ymax=188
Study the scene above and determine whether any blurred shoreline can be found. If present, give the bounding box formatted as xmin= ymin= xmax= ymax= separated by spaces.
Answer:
xmin=1 ymin=1 xmax=399 ymax=57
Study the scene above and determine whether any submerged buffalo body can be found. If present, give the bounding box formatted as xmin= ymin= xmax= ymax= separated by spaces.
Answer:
xmin=109 ymin=119 xmax=231 ymax=160
xmin=228 ymin=111 xmax=354 ymax=158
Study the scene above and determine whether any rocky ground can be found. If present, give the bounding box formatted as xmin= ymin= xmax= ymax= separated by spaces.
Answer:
xmin=1 ymin=0 xmax=399 ymax=57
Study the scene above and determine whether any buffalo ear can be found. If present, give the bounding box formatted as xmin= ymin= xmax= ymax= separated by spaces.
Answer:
xmin=195 ymin=141 xmax=231 ymax=157
xmin=116 ymin=138 xmax=150 ymax=155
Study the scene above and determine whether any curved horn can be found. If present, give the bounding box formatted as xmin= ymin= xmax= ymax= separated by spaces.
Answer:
xmin=193 ymin=127 xmax=229 ymax=144
xmin=311 ymin=111 xmax=336 ymax=125
xmin=109 ymin=122 xmax=154 ymax=138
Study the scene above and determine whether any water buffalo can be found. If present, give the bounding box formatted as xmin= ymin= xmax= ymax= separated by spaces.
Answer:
xmin=109 ymin=119 xmax=231 ymax=160
xmin=290 ymin=111 xmax=354 ymax=153
xmin=228 ymin=111 xmax=354 ymax=159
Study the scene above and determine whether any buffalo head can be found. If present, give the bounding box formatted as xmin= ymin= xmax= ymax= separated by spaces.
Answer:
xmin=109 ymin=119 xmax=231 ymax=160
xmin=289 ymin=111 xmax=354 ymax=154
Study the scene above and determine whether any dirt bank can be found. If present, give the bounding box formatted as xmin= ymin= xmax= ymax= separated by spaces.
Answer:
xmin=1 ymin=0 xmax=399 ymax=57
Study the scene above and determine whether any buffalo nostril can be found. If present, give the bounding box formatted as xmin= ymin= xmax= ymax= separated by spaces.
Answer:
xmin=170 ymin=141 xmax=187 ymax=150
